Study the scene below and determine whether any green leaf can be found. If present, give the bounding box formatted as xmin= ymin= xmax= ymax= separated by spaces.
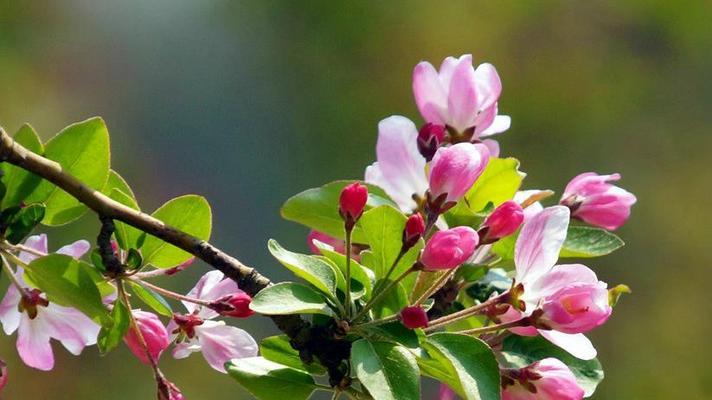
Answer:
xmin=491 ymin=231 xmax=517 ymax=260
xmin=260 ymin=335 xmax=326 ymax=375
xmin=4 ymin=204 xmax=45 ymax=244
xmin=280 ymin=180 xmax=395 ymax=243
xmin=128 ymin=281 xmax=173 ymax=317
xmin=422 ymin=333 xmax=500 ymax=400
xmin=28 ymin=117 xmax=111 ymax=226
xmin=501 ymin=335 xmax=604 ymax=397
xmin=97 ymin=300 xmax=130 ymax=354
xmin=268 ymin=239 xmax=337 ymax=298
xmin=25 ymin=254 xmax=111 ymax=326
xmin=102 ymin=170 xmax=144 ymax=250
xmin=226 ymin=357 xmax=318 ymax=400
xmin=313 ymin=240 xmax=372 ymax=300
xmin=250 ymin=282 xmax=333 ymax=316
xmin=142 ymin=195 xmax=212 ymax=268
xmin=560 ymin=226 xmax=625 ymax=258
xmin=372 ymin=280 xmax=409 ymax=319
xmin=2 ymin=124 xmax=44 ymax=208
xmin=464 ymin=157 xmax=525 ymax=213
xmin=351 ymin=339 xmax=420 ymax=400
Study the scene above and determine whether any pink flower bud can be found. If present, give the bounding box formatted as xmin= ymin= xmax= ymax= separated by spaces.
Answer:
xmin=429 ymin=143 xmax=490 ymax=205
xmin=483 ymin=200 xmax=524 ymax=240
xmin=124 ymin=310 xmax=170 ymax=365
xmin=561 ymin=172 xmax=636 ymax=230
xmin=420 ymin=227 xmax=479 ymax=270
xmin=400 ymin=306 xmax=429 ymax=329
xmin=209 ymin=293 xmax=254 ymax=318
xmin=417 ymin=123 xmax=446 ymax=161
xmin=540 ymin=282 xmax=612 ymax=334
xmin=339 ymin=182 xmax=368 ymax=226
xmin=157 ymin=374 xmax=184 ymax=400
xmin=502 ymin=358 xmax=584 ymax=400
xmin=403 ymin=213 xmax=426 ymax=248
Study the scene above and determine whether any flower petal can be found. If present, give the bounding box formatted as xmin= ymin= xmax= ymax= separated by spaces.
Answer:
xmin=17 ymin=316 xmax=54 ymax=370
xmin=473 ymin=63 xmax=502 ymax=111
xmin=19 ymin=234 xmax=48 ymax=264
xmin=539 ymin=330 xmax=597 ymax=360
xmin=196 ymin=321 xmax=258 ymax=373
xmin=413 ymin=62 xmax=447 ymax=125
xmin=0 ymin=285 xmax=23 ymax=335
xmin=528 ymin=264 xmax=599 ymax=300
xmin=479 ymin=115 xmax=511 ymax=138
xmin=184 ymin=271 xmax=227 ymax=314
xmin=56 ymin=240 xmax=91 ymax=259
xmin=514 ymin=206 xmax=570 ymax=285
xmin=41 ymin=304 xmax=100 ymax=355
xmin=447 ymin=55 xmax=478 ymax=131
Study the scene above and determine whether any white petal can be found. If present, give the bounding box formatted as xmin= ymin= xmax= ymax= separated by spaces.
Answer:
xmin=196 ymin=321 xmax=258 ymax=373
xmin=0 ymin=285 xmax=23 ymax=335
xmin=479 ymin=115 xmax=511 ymax=138
xmin=514 ymin=206 xmax=570 ymax=285
xmin=41 ymin=304 xmax=100 ymax=355
xmin=539 ymin=330 xmax=597 ymax=360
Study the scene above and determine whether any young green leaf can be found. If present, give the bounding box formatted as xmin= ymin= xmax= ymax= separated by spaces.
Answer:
xmin=422 ymin=333 xmax=500 ymax=400
xmin=97 ymin=300 xmax=130 ymax=354
xmin=4 ymin=204 xmax=45 ymax=244
xmin=280 ymin=180 xmax=395 ymax=243
xmin=500 ymin=335 xmax=604 ymax=397
xmin=142 ymin=195 xmax=212 ymax=268
xmin=260 ymin=335 xmax=326 ymax=375
xmin=226 ymin=357 xmax=318 ymax=400
xmin=560 ymin=226 xmax=625 ymax=258
xmin=250 ymin=282 xmax=334 ymax=316
xmin=268 ymin=239 xmax=337 ymax=297
xmin=27 ymin=117 xmax=111 ymax=226
xmin=128 ymin=281 xmax=173 ymax=317
xmin=464 ymin=157 xmax=525 ymax=213
xmin=25 ymin=254 xmax=112 ymax=326
xmin=1 ymin=124 xmax=44 ymax=208
xmin=351 ymin=339 xmax=420 ymax=400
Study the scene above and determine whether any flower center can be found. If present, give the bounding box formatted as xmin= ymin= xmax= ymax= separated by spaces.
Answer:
xmin=172 ymin=313 xmax=204 ymax=339
xmin=18 ymin=289 xmax=49 ymax=320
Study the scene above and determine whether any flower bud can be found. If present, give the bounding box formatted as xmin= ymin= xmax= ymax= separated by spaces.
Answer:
xmin=157 ymin=374 xmax=185 ymax=400
xmin=420 ymin=227 xmax=479 ymax=270
xmin=502 ymin=358 xmax=584 ymax=400
xmin=428 ymin=143 xmax=490 ymax=206
xmin=482 ymin=200 xmax=524 ymax=241
xmin=560 ymin=172 xmax=636 ymax=231
xmin=124 ymin=310 xmax=170 ymax=365
xmin=400 ymin=306 xmax=429 ymax=329
xmin=339 ymin=182 xmax=368 ymax=229
xmin=417 ymin=123 xmax=446 ymax=161
xmin=540 ymin=282 xmax=612 ymax=334
xmin=209 ymin=292 xmax=254 ymax=318
xmin=403 ymin=213 xmax=426 ymax=249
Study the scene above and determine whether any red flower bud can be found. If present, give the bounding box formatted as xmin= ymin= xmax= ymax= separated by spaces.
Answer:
xmin=339 ymin=182 xmax=368 ymax=228
xmin=482 ymin=200 xmax=524 ymax=241
xmin=209 ymin=293 xmax=254 ymax=318
xmin=400 ymin=306 xmax=429 ymax=329
xmin=403 ymin=213 xmax=426 ymax=249
xmin=417 ymin=123 xmax=446 ymax=161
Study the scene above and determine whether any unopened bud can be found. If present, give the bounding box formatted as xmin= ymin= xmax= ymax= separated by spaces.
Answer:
xmin=339 ymin=182 xmax=368 ymax=230
xmin=400 ymin=306 xmax=429 ymax=329
xmin=481 ymin=200 xmax=524 ymax=242
xmin=417 ymin=123 xmax=446 ymax=161
xmin=209 ymin=293 xmax=254 ymax=318
xmin=403 ymin=213 xmax=425 ymax=249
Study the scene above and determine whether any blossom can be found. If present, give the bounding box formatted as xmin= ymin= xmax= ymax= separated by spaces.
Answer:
xmin=339 ymin=182 xmax=368 ymax=223
xmin=429 ymin=142 xmax=490 ymax=204
xmin=482 ymin=200 xmax=524 ymax=240
xmin=413 ymin=54 xmax=510 ymax=137
xmin=504 ymin=206 xmax=610 ymax=360
xmin=124 ymin=310 xmax=170 ymax=365
xmin=169 ymin=271 xmax=257 ymax=373
xmin=420 ymin=227 xmax=479 ymax=270
xmin=208 ymin=293 xmax=254 ymax=318
xmin=365 ymin=116 xmax=429 ymax=212
xmin=0 ymin=235 xmax=99 ymax=371
xmin=560 ymin=172 xmax=637 ymax=230
xmin=400 ymin=306 xmax=429 ymax=329
xmin=502 ymin=358 xmax=584 ymax=400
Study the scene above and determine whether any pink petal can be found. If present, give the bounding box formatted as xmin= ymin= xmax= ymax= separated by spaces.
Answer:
xmin=17 ymin=316 xmax=54 ymax=371
xmin=473 ymin=63 xmax=502 ymax=111
xmin=447 ymin=55 xmax=478 ymax=131
xmin=479 ymin=115 xmax=511 ymax=138
xmin=481 ymin=139 xmax=500 ymax=158
xmin=514 ymin=206 xmax=570 ymax=285
xmin=56 ymin=240 xmax=91 ymax=259
xmin=196 ymin=321 xmax=258 ymax=373
xmin=41 ymin=304 xmax=100 ymax=355
xmin=528 ymin=264 xmax=599 ymax=300
xmin=539 ymin=330 xmax=597 ymax=360
xmin=413 ymin=62 xmax=447 ymax=125
xmin=172 ymin=338 xmax=202 ymax=359
xmin=184 ymin=271 xmax=233 ymax=314
xmin=0 ymin=285 xmax=23 ymax=335
xmin=19 ymin=234 xmax=48 ymax=264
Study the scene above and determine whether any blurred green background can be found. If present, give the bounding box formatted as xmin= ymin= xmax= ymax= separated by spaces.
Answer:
xmin=0 ymin=1 xmax=710 ymax=398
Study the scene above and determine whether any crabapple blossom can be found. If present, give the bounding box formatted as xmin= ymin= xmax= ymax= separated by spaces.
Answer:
xmin=403 ymin=212 xmax=426 ymax=249
xmin=169 ymin=271 xmax=257 ymax=373
xmin=124 ymin=310 xmax=170 ymax=365
xmin=429 ymin=142 xmax=490 ymax=204
xmin=501 ymin=358 xmax=584 ymax=400
xmin=420 ymin=226 xmax=479 ymax=270
xmin=482 ymin=200 xmax=524 ymax=240
xmin=560 ymin=172 xmax=637 ymax=230
xmin=0 ymin=235 xmax=98 ymax=371
xmin=339 ymin=182 xmax=368 ymax=224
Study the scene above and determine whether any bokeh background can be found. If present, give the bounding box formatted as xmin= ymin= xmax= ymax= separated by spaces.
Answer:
xmin=0 ymin=1 xmax=710 ymax=398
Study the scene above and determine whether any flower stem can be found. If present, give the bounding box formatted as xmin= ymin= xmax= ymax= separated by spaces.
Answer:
xmin=412 ymin=268 xmax=457 ymax=306
xmin=129 ymin=276 xmax=212 ymax=308
xmin=372 ymin=247 xmax=406 ymax=295
xmin=456 ymin=317 xmax=529 ymax=336
xmin=353 ymin=314 xmax=399 ymax=330
xmin=0 ymin=253 xmax=26 ymax=292
xmin=352 ymin=266 xmax=414 ymax=323
xmin=344 ymin=228 xmax=353 ymax=318
xmin=424 ymin=291 xmax=509 ymax=332
xmin=118 ymin=280 xmax=161 ymax=377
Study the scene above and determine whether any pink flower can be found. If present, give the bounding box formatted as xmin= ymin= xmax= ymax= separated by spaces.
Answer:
xmin=540 ymin=281 xmax=611 ymax=334
xmin=365 ymin=116 xmax=429 ymax=212
xmin=169 ymin=271 xmax=257 ymax=373
xmin=124 ymin=310 xmax=170 ymax=365
xmin=420 ymin=227 xmax=479 ymax=270
xmin=483 ymin=200 xmax=524 ymax=240
xmin=561 ymin=172 xmax=637 ymax=230
xmin=339 ymin=182 xmax=368 ymax=223
xmin=413 ymin=54 xmax=511 ymax=137
xmin=502 ymin=358 xmax=584 ymax=400
xmin=400 ymin=306 xmax=429 ymax=329
xmin=0 ymin=235 xmax=99 ymax=371
xmin=429 ymin=143 xmax=490 ymax=204
xmin=503 ymin=207 xmax=610 ymax=360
